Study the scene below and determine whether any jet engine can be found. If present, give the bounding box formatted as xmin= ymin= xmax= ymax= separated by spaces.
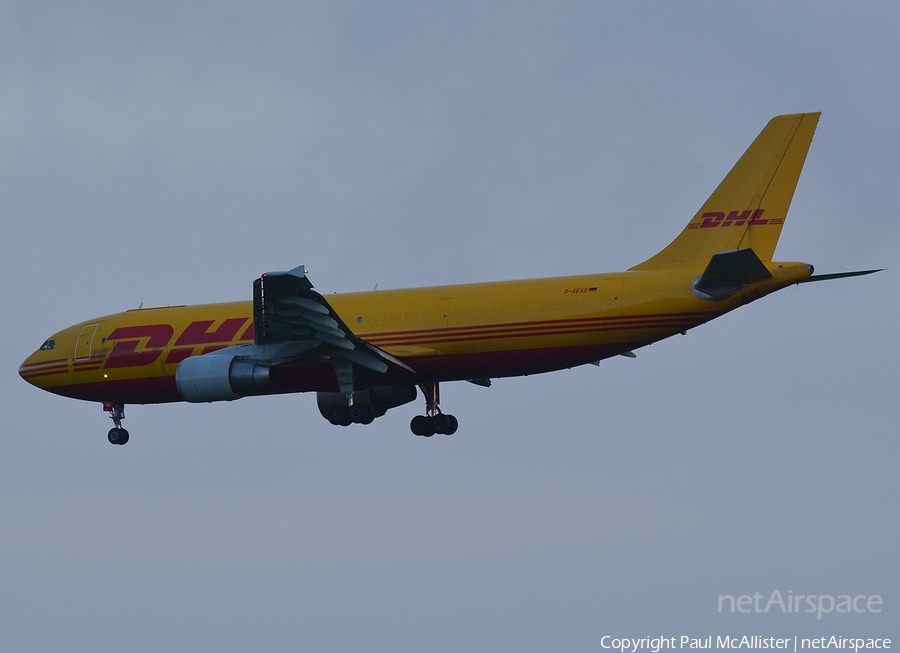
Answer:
xmin=316 ymin=385 xmax=417 ymax=423
xmin=176 ymin=354 xmax=276 ymax=403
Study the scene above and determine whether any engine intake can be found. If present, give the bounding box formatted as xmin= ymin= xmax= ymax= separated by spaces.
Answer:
xmin=176 ymin=354 xmax=276 ymax=403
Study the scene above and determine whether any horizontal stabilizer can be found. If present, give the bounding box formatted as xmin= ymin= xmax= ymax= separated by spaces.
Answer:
xmin=799 ymin=269 xmax=883 ymax=283
xmin=693 ymin=248 xmax=772 ymax=301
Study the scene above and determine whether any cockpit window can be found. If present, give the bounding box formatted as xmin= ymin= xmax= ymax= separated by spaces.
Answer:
xmin=39 ymin=339 xmax=56 ymax=351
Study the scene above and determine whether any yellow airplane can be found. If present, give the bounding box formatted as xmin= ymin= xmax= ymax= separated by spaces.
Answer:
xmin=20 ymin=112 xmax=878 ymax=444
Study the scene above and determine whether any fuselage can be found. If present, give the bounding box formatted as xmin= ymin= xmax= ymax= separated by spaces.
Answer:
xmin=19 ymin=263 xmax=812 ymax=406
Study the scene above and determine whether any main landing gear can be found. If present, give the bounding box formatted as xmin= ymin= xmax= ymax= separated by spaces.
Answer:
xmin=410 ymin=382 xmax=458 ymax=437
xmin=324 ymin=359 xmax=377 ymax=426
xmin=326 ymin=398 xmax=375 ymax=426
xmin=104 ymin=401 xmax=129 ymax=445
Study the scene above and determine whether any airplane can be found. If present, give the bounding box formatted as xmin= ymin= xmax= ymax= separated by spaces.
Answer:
xmin=19 ymin=112 xmax=879 ymax=445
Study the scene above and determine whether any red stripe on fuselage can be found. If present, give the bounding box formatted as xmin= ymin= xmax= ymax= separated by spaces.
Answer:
xmin=364 ymin=312 xmax=719 ymax=346
xmin=20 ymin=366 xmax=70 ymax=379
xmin=19 ymin=358 xmax=69 ymax=370
xmin=363 ymin=311 xmax=719 ymax=339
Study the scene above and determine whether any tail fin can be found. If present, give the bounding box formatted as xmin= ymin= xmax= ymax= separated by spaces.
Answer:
xmin=630 ymin=112 xmax=820 ymax=271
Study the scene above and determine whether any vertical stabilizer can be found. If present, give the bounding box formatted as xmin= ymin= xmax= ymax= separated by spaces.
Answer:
xmin=630 ymin=112 xmax=820 ymax=270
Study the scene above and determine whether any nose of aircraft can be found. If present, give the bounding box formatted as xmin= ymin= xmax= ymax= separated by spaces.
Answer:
xmin=18 ymin=355 xmax=33 ymax=385
xmin=18 ymin=337 xmax=68 ymax=390
xmin=19 ymin=352 xmax=43 ymax=388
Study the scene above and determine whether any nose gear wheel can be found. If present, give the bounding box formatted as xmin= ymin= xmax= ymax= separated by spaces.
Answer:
xmin=104 ymin=402 xmax=130 ymax=445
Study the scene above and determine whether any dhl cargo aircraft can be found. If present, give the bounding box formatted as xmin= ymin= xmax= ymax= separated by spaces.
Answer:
xmin=20 ymin=113 xmax=878 ymax=444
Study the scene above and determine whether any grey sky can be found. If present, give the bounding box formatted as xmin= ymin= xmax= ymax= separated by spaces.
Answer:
xmin=2 ymin=3 xmax=898 ymax=651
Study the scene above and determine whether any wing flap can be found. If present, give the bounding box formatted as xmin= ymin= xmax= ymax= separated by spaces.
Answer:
xmin=252 ymin=265 xmax=415 ymax=380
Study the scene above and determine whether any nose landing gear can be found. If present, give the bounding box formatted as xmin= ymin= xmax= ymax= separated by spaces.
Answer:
xmin=410 ymin=382 xmax=458 ymax=436
xmin=103 ymin=401 xmax=129 ymax=445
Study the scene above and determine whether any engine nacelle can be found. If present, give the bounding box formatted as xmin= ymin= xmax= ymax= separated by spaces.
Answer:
xmin=316 ymin=385 xmax=417 ymax=421
xmin=176 ymin=354 xmax=276 ymax=403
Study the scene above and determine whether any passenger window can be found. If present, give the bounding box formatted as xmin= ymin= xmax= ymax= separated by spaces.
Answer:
xmin=39 ymin=339 xmax=56 ymax=351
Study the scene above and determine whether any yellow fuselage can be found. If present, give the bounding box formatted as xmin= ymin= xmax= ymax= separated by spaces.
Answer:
xmin=19 ymin=262 xmax=812 ymax=405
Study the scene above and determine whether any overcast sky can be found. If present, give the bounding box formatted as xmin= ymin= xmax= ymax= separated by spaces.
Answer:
xmin=1 ymin=3 xmax=898 ymax=651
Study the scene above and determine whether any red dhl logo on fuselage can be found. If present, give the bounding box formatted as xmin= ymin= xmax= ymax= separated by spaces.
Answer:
xmin=687 ymin=209 xmax=784 ymax=229
xmin=104 ymin=318 xmax=254 ymax=368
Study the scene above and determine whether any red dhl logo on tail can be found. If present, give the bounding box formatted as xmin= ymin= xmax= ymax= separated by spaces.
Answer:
xmin=687 ymin=209 xmax=784 ymax=229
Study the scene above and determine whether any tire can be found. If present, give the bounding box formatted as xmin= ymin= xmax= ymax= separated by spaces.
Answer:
xmin=410 ymin=415 xmax=434 ymax=437
xmin=444 ymin=415 xmax=458 ymax=435
xmin=327 ymin=406 xmax=346 ymax=426
xmin=359 ymin=405 xmax=375 ymax=425
xmin=349 ymin=404 xmax=374 ymax=424
xmin=108 ymin=427 xmax=129 ymax=445
xmin=432 ymin=414 xmax=448 ymax=434
xmin=432 ymin=414 xmax=458 ymax=435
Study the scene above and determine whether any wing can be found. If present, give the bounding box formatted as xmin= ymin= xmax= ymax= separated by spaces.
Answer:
xmin=252 ymin=265 xmax=414 ymax=393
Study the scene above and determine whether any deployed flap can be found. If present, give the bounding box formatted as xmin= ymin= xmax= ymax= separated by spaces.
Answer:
xmin=253 ymin=265 xmax=414 ymax=375
xmin=693 ymin=248 xmax=772 ymax=301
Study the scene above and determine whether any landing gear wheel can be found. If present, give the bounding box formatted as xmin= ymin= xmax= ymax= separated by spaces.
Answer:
xmin=349 ymin=403 xmax=374 ymax=425
xmin=108 ymin=427 xmax=129 ymax=445
xmin=430 ymin=414 xmax=458 ymax=435
xmin=326 ymin=406 xmax=342 ymax=424
xmin=104 ymin=402 xmax=129 ymax=444
xmin=442 ymin=414 xmax=459 ymax=435
xmin=411 ymin=382 xmax=459 ymax=437
xmin=327 ymin=405 xmax=353 ymax=426
xmin=431 ymin=414 xmax=449 ymax=435
xmin=410 ymin=415 xmax=435 ymax=437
